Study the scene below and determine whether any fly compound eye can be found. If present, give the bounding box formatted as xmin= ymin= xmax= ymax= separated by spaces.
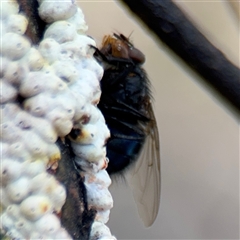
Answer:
xmin=128 ymin=47 xmax=146 ymax=64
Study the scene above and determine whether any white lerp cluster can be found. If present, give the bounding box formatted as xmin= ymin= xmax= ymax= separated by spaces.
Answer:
xmin=0 ymin=1 xmax=115 ymax=239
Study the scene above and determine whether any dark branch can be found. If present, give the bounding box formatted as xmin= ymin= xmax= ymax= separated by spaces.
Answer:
xmin=119 ymin=0 xmax=240 ymax=113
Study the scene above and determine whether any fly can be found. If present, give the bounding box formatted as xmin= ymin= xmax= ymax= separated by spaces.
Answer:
xmin=92 ymin=33 xmax=160 ymax=227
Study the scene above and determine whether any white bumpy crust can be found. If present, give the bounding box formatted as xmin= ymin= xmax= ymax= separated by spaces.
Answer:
xmin=0 ymin=0 xmax=115 ymax=239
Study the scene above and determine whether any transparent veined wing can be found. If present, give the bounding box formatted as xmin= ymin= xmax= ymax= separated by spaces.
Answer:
xmin=128 ymin=104 xmax=161 ymax=227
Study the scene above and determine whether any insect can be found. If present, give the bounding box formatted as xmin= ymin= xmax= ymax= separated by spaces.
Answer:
xmin=92 ymin=33 xmax=160 ymax=227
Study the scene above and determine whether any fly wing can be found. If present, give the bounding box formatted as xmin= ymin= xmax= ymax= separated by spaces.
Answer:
xmin=128 ymin=104 xmax=160 ymax=227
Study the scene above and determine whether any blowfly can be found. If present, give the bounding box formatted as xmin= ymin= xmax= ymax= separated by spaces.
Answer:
xmin=92 ymin=33 xmax=160 ymax=227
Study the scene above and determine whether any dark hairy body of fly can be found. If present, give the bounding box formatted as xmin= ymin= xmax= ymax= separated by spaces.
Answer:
xmin=93 ymin=34 xmax=153 ymax=175
xmin=99 ymin=62 xmax=151 ymax=174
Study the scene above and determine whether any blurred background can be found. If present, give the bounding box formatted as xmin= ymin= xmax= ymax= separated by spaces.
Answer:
xmin=78 ymin=1 xmax=239 ymax=239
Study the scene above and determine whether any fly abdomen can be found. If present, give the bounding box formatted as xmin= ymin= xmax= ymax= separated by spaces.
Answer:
xmin=105 ymin=133 xmax=145 ymax=174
